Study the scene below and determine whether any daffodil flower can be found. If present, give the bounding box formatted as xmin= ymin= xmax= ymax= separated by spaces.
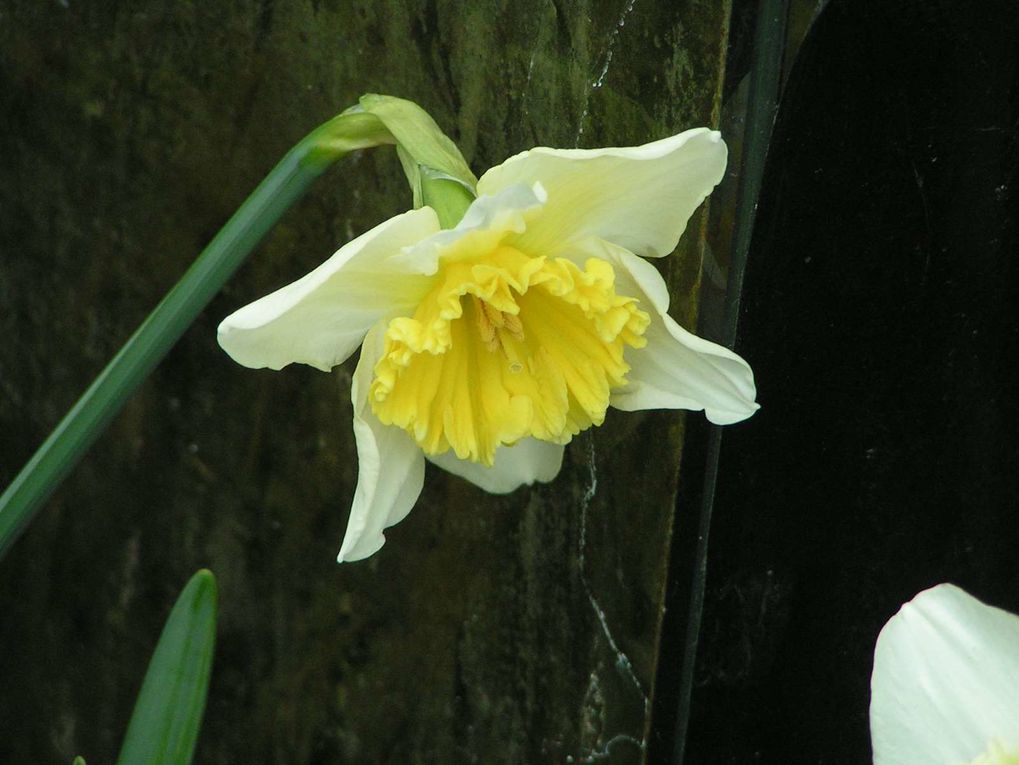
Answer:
xmin=871 ymin=584 xmax=1019 ymax=765
xmin=218 ymin=128 xmax=758 ymax=561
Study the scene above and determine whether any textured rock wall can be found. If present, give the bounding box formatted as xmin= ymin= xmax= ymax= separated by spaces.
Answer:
xmin=0 ymin=1 xmax=729 ymax=762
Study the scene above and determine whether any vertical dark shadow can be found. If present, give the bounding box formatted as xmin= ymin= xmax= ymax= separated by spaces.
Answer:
xmin=680 ymin=1 xmax=1019 ymax=763
xmin=649 ymin=0 xmax=791 ymax=763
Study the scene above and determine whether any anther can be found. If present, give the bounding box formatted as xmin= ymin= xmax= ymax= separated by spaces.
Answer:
xmin=482 ymin=300 xmax=506 ymax=328
xmin=472 ymin=296 xmax=499 ymax=351
xmin=503 ymin=313 xmax=525 ymax=341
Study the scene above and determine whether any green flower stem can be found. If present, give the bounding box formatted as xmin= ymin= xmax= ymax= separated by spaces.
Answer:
xmin=0 ymin=112 xmax=394 ymax=559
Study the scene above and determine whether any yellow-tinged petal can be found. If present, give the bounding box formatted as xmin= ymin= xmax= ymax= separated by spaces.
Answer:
xmin=218 ymin=207 xmax=440 ymax=372
xmin=563 ymin=238 xmax=758 ymax=425
xmin=966 ymin=741 xmax=1019 ymax=765
xmin=425 ymin=438 xmax=565 ymax=494
xmin=478 ymin=128 xmax=726 ymax=258
xmin=337 ymin=324 xmax=425 ymax=563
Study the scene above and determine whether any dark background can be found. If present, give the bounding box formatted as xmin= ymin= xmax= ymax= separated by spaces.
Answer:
xmin=676 ymin=1 xmax=1019 ymax=763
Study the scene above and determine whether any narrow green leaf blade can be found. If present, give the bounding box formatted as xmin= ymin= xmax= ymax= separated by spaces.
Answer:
xmin=116 ymin=569 xmax=217 ymax=765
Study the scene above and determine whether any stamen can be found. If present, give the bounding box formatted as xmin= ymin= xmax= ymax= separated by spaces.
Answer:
xmin=503 ymin=312 xmax=524 ymax=340
xmin=482 ymin=300 xmax=506 ymax=328
xmin=475 ymin=295 xmax=526 ymax=352
xmin=472 ymin=295 xmax=499 ymax=351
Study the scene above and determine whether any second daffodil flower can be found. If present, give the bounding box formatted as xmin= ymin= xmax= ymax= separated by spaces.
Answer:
xmin=871 ymin=584 xmax=1019 ymax=765
xmin=219 ymin=120 xmax=758 ymax=562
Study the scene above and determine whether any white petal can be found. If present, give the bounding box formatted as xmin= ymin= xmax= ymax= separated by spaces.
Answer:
xmin=390 ymin=182 xmax=546 ymax=276
xmin=336 ymin=324 xmax=425 ymax=562
xmin=577 ymin=239 xmax=757 ymax=424
xmin=426 ymin=438 xmax=564 ymax=494
xmin=871 ymin=584 xmax=1019 ymax=765
xmin=218 ymin=207 xmax=440 ymax=372
xmin=456 ymin=181 xmax=547 ymax=233
xmin=477 ymin=129 xmax=726 ymax=258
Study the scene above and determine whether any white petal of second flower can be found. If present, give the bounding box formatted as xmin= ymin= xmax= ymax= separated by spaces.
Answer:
xmin=426 ymin=438 xmax=564 ymax=494
xmin=871 ymin=584 xmax=1019 ymax=765
xmin=477 ymin=128 xmax=726 ymax=258
xmin=336 ymin=324 xmax=425 ymax=562
xmin=218 ymin=207 xmax=440 ymax=372
xmin=578 ymin=239 xmax=758 ymax=424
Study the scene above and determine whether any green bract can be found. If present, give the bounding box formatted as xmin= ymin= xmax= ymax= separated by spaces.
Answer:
xmin=355 ymin=93 xmax=478 ymax=199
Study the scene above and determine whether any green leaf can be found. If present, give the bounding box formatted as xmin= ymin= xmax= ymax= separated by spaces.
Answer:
xmin=116 ymin=569 xmax=217 ymax=765
xmin=72 ymin=757 xmax=86 ymax=765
